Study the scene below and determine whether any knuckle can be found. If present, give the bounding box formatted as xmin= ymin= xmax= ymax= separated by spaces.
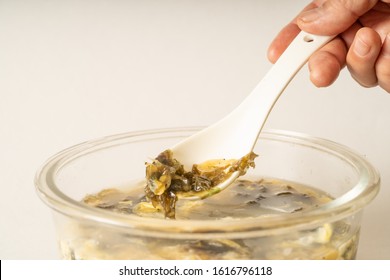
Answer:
xmin=357 ymin=80 xmax=378 ymax=88
xmin=338 ymin=0 xmax=377 ymax=18
xmin=350 ymin=72 xmax=378 ymax=88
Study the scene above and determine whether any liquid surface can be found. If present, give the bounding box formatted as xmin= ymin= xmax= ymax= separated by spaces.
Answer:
xmin=83 ymin=178 xmax=333 ymax=220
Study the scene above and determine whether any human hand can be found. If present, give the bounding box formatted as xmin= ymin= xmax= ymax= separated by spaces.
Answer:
xmin=267 ymin=0 xmax=390 ymax=93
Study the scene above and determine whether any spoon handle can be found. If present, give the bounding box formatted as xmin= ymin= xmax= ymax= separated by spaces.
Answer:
xmin=249 ymin=32 xmax=334 ymax=106
xmin=172 ymin=32 xmax=335 ymax=167
xmin=229 ymin=32 xmax=335 ymax=154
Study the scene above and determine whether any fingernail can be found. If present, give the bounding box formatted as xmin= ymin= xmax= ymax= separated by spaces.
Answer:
xmin=299 ymin=9 xmax=321 ymax=23
xmin=354 ymin=36 xmax=371 ymax=57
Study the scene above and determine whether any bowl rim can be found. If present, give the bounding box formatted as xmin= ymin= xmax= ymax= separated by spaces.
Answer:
xmin=34 ymin=127 xmax=380 ymax=239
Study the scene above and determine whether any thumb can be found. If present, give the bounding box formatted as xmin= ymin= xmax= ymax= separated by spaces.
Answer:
xmin=297 ymin=0 xmax=379 ymax=35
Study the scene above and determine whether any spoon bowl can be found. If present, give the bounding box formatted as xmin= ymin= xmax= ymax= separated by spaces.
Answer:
xmin=171 ymin=32 xmax=335 ymax=199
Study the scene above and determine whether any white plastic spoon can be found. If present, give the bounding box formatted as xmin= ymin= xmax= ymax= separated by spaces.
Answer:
xmin=171 ymin=31 xmax=335 ymax=199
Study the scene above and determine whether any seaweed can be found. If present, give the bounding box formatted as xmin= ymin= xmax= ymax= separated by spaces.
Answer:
xmin=144 ymin=149 xmax=257 ymax=218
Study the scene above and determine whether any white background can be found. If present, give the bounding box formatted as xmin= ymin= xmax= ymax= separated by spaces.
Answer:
xmin=0 ymin=0 xmax=389 ymax=259
xmin=2 ymin=260 xmax=389 ymax=279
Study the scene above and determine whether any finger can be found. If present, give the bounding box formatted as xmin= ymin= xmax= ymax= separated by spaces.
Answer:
xmin=308 ymin=37 xmax=347 ymax=87
xmin=267 ymin=24 xmax=301 ymax=63
xmin=346 ymin=27 xmax=382 ymax=87
xmin=297 ymin=0 xmax=379 ymax=35
xmin=339 ymin=22 xmax=364 ymax=48
xmin=376 ymin=34 xmax=390 ymax=93
xmin=267 ymin=1 xmax=321 ymax=63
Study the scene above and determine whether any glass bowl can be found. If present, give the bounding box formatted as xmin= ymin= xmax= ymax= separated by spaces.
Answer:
xmin=35 ymin=127 xmax=380 ymax=259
